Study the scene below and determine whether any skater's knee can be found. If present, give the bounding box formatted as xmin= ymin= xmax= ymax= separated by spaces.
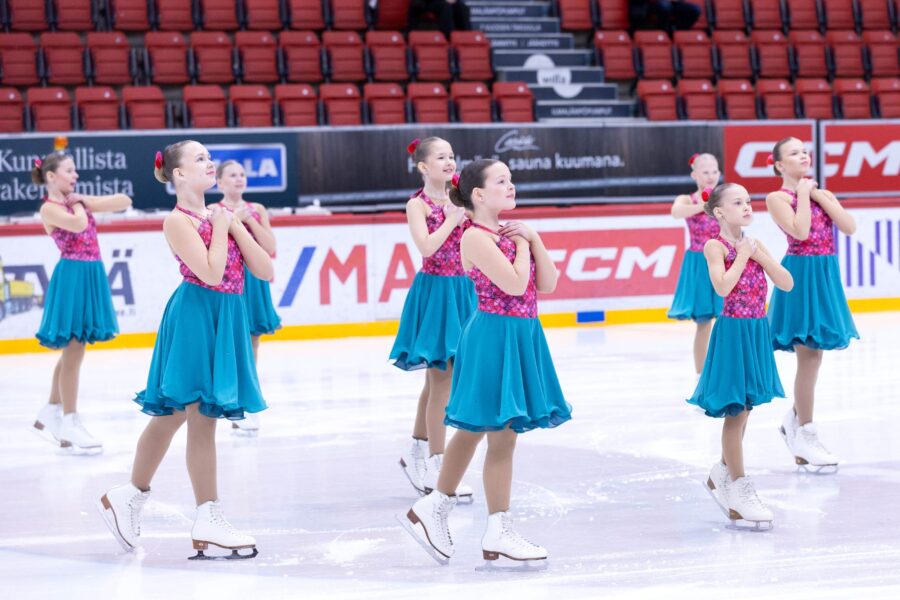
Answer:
xmin=486 ymin=428 xmax=517 ymax=454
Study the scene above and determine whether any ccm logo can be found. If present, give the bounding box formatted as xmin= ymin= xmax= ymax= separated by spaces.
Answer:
xmin=822 ymin=141 xmax=900 ymax=178
xmin=541 ymin=229 xmax=684 ymax=299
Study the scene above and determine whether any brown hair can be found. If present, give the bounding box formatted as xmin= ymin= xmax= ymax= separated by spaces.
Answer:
xmin=771 ymin=137 xmax=797 ymax=176
xmin=448 ymin=159 xmax=499 ymax=211
xmin=703 ymin=183 xmax=739 ymax=218
xmin=412 ymin=136 xmax=448 ymax=167
xmin=31 ymin=151 xmax=72 ymax=185
xmin=216 ymin=159 xmax=241 ymax=180
xmin=154 ymin=140 xmax=197 ymax=184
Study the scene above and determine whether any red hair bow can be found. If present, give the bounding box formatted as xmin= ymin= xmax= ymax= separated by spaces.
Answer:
xmin=407 ymin=138 xmax=420 ymax=155
xmin=766 ymin=154 xmax=775 ymax=166
xmin=34 ymin=158 xmax=42 ymax=168
xmin=688 ymin=153 xmax=699 ymax=166
xmin=154 ymin=151 xmax=163 ymax=169
xmin=701 ymin=187 xmax=713 ymax=201
xmin=451 ymin=173 xmax=460 ymax=188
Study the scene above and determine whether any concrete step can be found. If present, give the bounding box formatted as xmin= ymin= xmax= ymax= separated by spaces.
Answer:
xmin=474 ymin=17 xmax=561 ymax=34
xmin=468 ymin=1 xmax=552 ymax=18
xmin=488 ymin=33 xmax=575 ymax=50
xmin=492 ymin=49 xmax=594 ymax=68
xmin=528 ymin=83 xmax=619 ymax=101
xmin=497 ymin=66 xmax=605 ymax=85
xmin=535 ymin=100 xmax=636 ymax=120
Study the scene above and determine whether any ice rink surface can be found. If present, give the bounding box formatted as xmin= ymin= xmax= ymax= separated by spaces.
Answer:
xmin=2 ymin=313 xmax=899 ymax=600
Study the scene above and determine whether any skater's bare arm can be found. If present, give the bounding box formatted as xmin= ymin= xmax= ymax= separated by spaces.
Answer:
xmin=81 ymin=193 xmax=132 ymax=213
xmin=40 ymin=201 xmax=88 ymax=233
xmin=462 ymin=228 xmax=531 ymax=296
xmin=407 ymin=196 xmax=465 ymax=257
xmin=671 ymin=194 xmax=705 ymax=219
xmin=499 ymin=221 xmax=557 ymax=293
xmin=164 ymin=208 xmax=230 ymax=286
xmin=704 ymin=239 xmax=749 ymax=297
xmin=241 ymin=203 xmax=277 ymax=256
xmin=229 ymin=218 xmax=274 ymax=281
xmin=811 ymin=189 xmax=856 ymax=235
xmin=753 ymin=242 xmax=794 ymax=292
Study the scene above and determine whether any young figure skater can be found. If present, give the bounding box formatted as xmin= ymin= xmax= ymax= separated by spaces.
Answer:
xmin=215 ymin=160 xmax=281 ymax=436
xmin=689 ymin=183 xmax=793 ymax=531
xmin=668 ymin=153 xmax=724 ymax=375
xmin=399 ymin=159 xmax=572 ymax=565
xmin=32 ymin=149 xmax=132 ymax=453
xmin=390 ymin=137 xmax=475 ymax=501
xmin=98 ymin=141 xmax=272 ymax=560
xmin=766 ymin=138 xmax=858 ymax=470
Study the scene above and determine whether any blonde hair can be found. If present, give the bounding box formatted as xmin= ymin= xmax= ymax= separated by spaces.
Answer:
xmin=216 ymin=159 xmax=241 ymax=179
xmin=154 ymin=140 xmax=198 ymax=184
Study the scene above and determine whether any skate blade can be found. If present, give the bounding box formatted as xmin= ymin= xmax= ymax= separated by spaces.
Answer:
xmin=189 ymin=540 xmax=258 ymax=560
xmin=95 ymin=496 xmax=136 ymax=552
xmin=395 ymin=512 xmax=450 ymax=566
xmin=476 ymin=552 xmax=548 ymax=572
xmin=63 ymin=443 xmax=104 ymax=456
xmin=796 ymin=462 xmax=839 ymax=475
xmin=398 ymin=458 xmax=426 ymax=496
xmin=726 ymin=518 xmax=774 ymax=532
xmin=701 ymin=479 xmax=731 ymax=520
xmin=230 ymin=427 xmax=259 ymax=438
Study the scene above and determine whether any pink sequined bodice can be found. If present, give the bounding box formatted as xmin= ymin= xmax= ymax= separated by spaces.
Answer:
xmin=466 ymin=224 xmax=537 ymax=319
xmin=416 ymin=191 xmax=469 ymax=276
xmin=779 ymin=188 xmax=835 ymax=256
xmin=45 ymin=199 xmax=101 ymax=261
xmin=685 ymin=192 xmax=720 ymax=252
xmin=174 ymin=207 xmax=244 ymax=294
xmin=716 ymin=236 xmax=767 ymax=319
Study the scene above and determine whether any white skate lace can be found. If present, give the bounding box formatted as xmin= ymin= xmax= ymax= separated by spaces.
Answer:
xmin=434 ymin=495 xmax=456 ymax=548
xmin=735 ymin=478 xmax=767 ymax=512
xmin=799 ymin=426 xmax=831 ymax=455
xmin=209 ymin=503 xmax=246 ymax=540
xmin=128 ymin=492 xmax=148 ymax=536
xmin=500 ymin=513 xmax=540 ymax=551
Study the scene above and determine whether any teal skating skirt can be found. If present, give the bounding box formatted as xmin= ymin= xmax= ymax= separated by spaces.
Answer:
xmin=688 ymin=316 xmax=784 ymax=418
xmin=445 ymin=311 xmax=572 ymax=433
xmin=242 ymin=265 xmax=282 ymax=336
xmin=134 ymin=282 xmax=266 ymax=420
xmin=389 ymin=272 xmax=476 ymax=371
xmin=667 ymin=250 xmax=723 ymax=322
xmin=36 ymin=259 xmax=118 ymax=349
xmin=768 ymin=254 xmax=859 ymax=352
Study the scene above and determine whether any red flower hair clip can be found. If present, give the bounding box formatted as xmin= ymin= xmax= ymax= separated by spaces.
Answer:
xmin=766 ymin=154 xmax=775 ymax=166
xmin=34 ymin=158 xmax=42 ymax=168
xmin=701 ymin=187 xmax=713 ymax=201
xmin=451 ymin=173 xmax=460 ymax=188
xmin=407 ymin=138 xmax=420 ymax=155
xmin=154 ymin=151 xmax=163 ymax=169
xmin=688 ymin=153 xmax=699 ymax=166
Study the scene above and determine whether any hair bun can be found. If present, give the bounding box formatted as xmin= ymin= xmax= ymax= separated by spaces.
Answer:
xmin=407 ymin=138 xmax=420 ymax=155
xmin=688 ymin=153 xmax=699 ymax=166
xmin=701 ymin=187 xmax=713 ymax=201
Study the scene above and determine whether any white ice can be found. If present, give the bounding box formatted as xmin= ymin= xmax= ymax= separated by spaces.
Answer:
xmin=2 ymin=313 xmax=900 ymax=599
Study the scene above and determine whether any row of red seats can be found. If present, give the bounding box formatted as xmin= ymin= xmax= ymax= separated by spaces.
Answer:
xmin=0 ymin=29 xmax=492 ymax=87
xmin=596 ymin=28 xmax=899 ymax=81
xmin=637 ymin=76 xmax=899 ymax=119
xmin=1 ymin=0 xmax=413 ymax=33
xmin=0 ymin=81 xmax=535 ymax=132
xmin=560 ymin=0 xmax=899 ymax=33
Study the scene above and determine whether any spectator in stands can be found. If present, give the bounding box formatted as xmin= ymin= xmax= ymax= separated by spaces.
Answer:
xmin=630 ymin=0 xmax=700 ymax=32
xmin=409 ymin=0 xmax=472 ymax=37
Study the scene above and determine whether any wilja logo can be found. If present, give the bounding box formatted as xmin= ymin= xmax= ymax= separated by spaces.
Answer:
xmin=494 ymin=130 xmax=540 ymax=154
xmin=732 ymin=141 xmax=815 ymax=178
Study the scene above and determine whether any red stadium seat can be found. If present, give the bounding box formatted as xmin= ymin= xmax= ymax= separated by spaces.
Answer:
xmin=790 ymin=30 xmax=829 ymax=78
xmin=718 ymin=79 xmax=757 ymax=118
xmin=784 ymin=0 xmax=822 ymax=30
xmin=635 ymin=30 xmax=675 ymax=80
xmin=0 ymin=88 xmax=24 ymax=132
xmin=409 ymin=31 xmax=451 ymax=82
xmin=374 ymin=0 xmax=410 ymax=30
xmin=675 ymin=31 xmax=714 ymax=81
xmin=366 ymin=30 xmax=410 ymax=82
xmin=858 ymin=0 xmax=893 ymax=30
xmin=330 ymin=0 xmax=370 ymax=30
xmin=492 ymin=81 xmax=534 ymax=122
xmin=122 ymin=85 xmax=168 ymax=129
xmin=145 ymin=31 xmax=190 ymax=84
xmin=636 ymin=79 xmax=678 ymax=120
xmin=863 ymin=31 xmax=899 ymax=77
xmin=40 ymin=32 xmax=86 ymax=86
xmin=323 ymin=30 xmax=366 ymax=82
xmin=275 ymin=83 xmax=318 ymax=125
xmin=834 ymin=77 xmax=872 ymax=116
xmin=450 ymin=81 xmax=492 ymax=122
xmin=748 ymin=0 xmax=786 ymax=30
xmin=87 ymin=31 xmax=134 ymax=85
xmin=558 ymin=0 xmax=595 ymax=31
xmin=827 ymin=30 xmax=866 ymax=78
xmin=593 ymin=30 xmax=636 ymax=81
xmin=871 ymin=77 xmax=900 ymax=116
xmin=27 ymin=87 xmax=72 ymax=132
xmin=820 ymin=0 xmax=857 ymax=30
xmin=713 ymin=30 xmax=753 ymax=79
xmin=191 ymin=31 xmax=236 ymax=84
xmin=677 ymin=79 xmax=718 ymax=120
xmin=155 ymin=0 xmax=196 ymax=31
xmin=279 ymin=30 xmax=323 ymax=83
xmin=287 ymin=0 xmax=326 ymax=30
xmin=757 ymin=79 xmax=797 ymax=117
xmin=684 ymin=0 xmax=710 ymax=29
xmin=596 ymin=0 xmax=629 ymax=30
xmin=363 ymin=82 xmax=406 ymax=124
xmin=6 ymin=0 xmax=49 ymax=31
xmin=52 ymin=0 xmax=96 ymax=31
xmin=236 ymin=31 xmax=279 ymax=84
xmin=407 ymin=82 xmax=449 ymax=122
xmin=710 ymin=0 xmax=750 ymax=31
xmin=319 ymin=82 xmax=362 ymax=125
xmin=450 ymin=31 xmax=493 ymax=81
xmin=230 ymin=84 xmax=274 ymax=127
xmin=183 ymin=85 xmax=228 ymax=128
xmin=752 ymin=30 xmax=792 ymax=79
xmin=796 ymin=77 xmax=835 ymax=117
xmin=108 ymin=0 xmax=151 ymax=31
xmin=245 ymin=0 xmax=285 ymax=30
xmin=75 ymin=86 xmax=120 ymax=131
xmin=198 ymin=0 xmax=240 ymax=31
xmin=0 ymin=33 xmax=40 ymax=86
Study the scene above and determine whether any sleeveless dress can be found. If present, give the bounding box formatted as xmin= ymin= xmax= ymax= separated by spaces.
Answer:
xmin=36 ymin=199 xmax=118 ymax=349
xmin=134 ymin=207 xmax=266 ymax=420
xmin=768 ymin=188 xmax=858 ymax=351
xmin=217 ymin=201 xmax=281 ymax=336
xmin=667 ymin=192 xmax=723 ymax=322
xmin=444 ymin=224 xmax=572 ymax=433
xmin=688 ymin=236 xmax=785 ymax=418
xmin=389 ymin=190 xmax=477 ymax=371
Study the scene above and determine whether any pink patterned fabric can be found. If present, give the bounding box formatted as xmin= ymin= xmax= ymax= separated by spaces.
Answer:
xmin=216 ymin=201 xmax=263 ymax=242
xmin=685 ymin=192 xmax=720 ymax=251
xmin=467 ymin=223 xmax=537 ymax=319
xmin=175 ymin=207 xmax=244 ymax=294
xmin=45 ymin=199 xmax=101 ymax=261
xmin=779 ymin=188 xmax=836 ymax=256
xmin=415 ymin=190 xmax=470 ymax=276
xmin=716 ymin=235 xmax=767 ymax=319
